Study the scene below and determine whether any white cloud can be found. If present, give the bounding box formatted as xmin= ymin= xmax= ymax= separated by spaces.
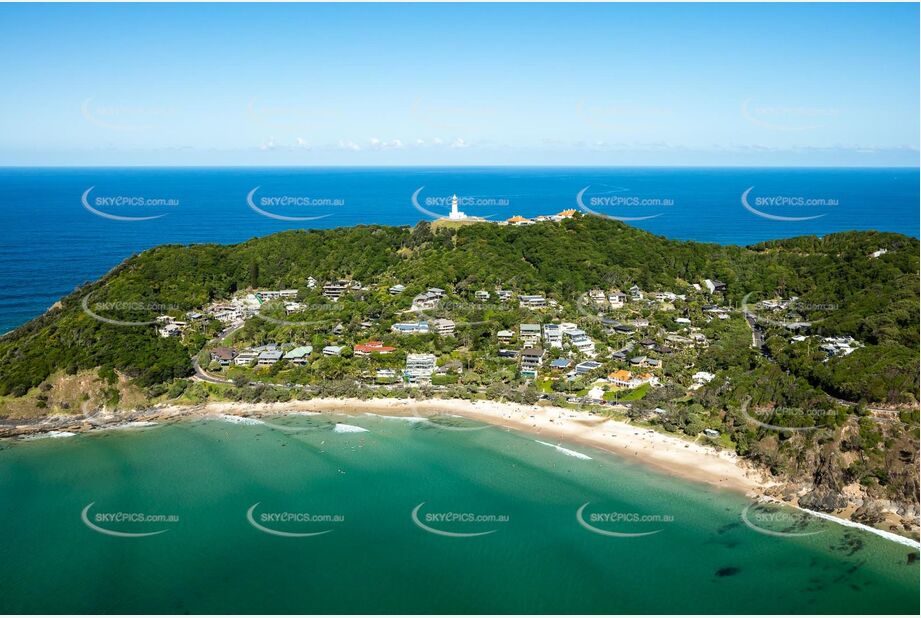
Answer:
xmin=368 ymin=138 xmax=404 ymax=150
xmin=450 ymin=137 xmax=469 ymax=149
xmin=338 ymin=139 xmax=361 ymax=151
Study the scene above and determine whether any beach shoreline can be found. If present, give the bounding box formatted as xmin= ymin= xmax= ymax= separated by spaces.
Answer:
xmin=4 ymin=396 xmax=919 ymax=547
xmin=0 ymin=396 xmax=774 ymax=495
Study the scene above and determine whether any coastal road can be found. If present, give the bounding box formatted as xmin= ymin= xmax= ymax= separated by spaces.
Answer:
xmin=190 ymin=322 xmax=245 ymax=385
xmin=191 ymin=356 xmax=235 ymax=385
xmin=742 ymin=311 xmax=766 ymax=351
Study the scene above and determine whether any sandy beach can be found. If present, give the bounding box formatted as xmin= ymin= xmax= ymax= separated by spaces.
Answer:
xmin=9 ymin=395 xmax=921 ymax=546
xmin=169 ymin=397 xmax=768 ymax=496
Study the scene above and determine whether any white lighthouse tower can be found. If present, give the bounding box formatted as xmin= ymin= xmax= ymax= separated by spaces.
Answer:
xmin=448 ymin=194 xmax=467 ymax=220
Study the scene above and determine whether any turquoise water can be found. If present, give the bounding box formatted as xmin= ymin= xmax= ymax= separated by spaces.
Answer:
xmin=0 ymin=413 xmax=917 ymax=614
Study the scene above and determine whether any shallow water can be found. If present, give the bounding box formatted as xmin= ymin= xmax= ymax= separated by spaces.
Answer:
xmin=0 ymin=412 xmax=917 ymax=613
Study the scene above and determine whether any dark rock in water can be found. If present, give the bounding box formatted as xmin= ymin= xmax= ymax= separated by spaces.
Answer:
xmin=716 ymin=522 xmax=740 ymax=534
xmin=907 ymin=552 xmax=919 ymax=565
xmin=715 ymin=566 xmax=740 ymax=577
xmin=830 ymin=533 xmax=865 ymax=557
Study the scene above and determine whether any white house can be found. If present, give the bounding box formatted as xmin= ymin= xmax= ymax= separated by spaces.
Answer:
xmin=404 ymin=353 xmax=437 ymax=384
xmin=433 ymin=318 xmax=456 ymax=336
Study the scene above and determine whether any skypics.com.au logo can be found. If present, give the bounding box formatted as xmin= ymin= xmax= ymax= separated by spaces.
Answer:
xmin=576 ymin=502 xmax=673 ymax=538
xmin=576 ymin=186 xmax=673 ymax=221
xmin=81 ymin=290 xmax=180 ymax=327
xmin=246 ymin=503 xmax=344 ymax=538
xmin=82 ymin=187 xmax=179 ymax=221
xmin=741 ymin=187 xmax=838 ymax=222
xmin=81 ymin=502 xmax=178 ymax=538
xmin=246 ymin=187 xmax=343 ymax=221
xmin=411 ymin=502 xmax=509 ymax=538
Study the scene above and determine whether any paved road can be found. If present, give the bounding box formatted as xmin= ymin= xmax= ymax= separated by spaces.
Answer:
xmin=190 ymin=322 xmax=245 ymax=385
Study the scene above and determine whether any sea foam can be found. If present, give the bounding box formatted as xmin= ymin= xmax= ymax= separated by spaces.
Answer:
xmin=217 ymin=414 xmax=265 ymax=426
xmin=535 ymin=440 xmax=592 ymax=460
xmin=334 ymin=423 xmax=369 ymax=433
xmin=24 ymin=430 xmax=76 ymax=440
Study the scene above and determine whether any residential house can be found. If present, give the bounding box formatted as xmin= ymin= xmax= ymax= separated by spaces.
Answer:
xmin=506 ymin=215 xmax=534 ymax=226
xmin=433 ymin=318 xmax=456 ymax=336
xmin=549 ymin=358 xmax=572 ymax=370
xmin=475 ymin=290 xmax=491 ymax=301
xmin=322 ymin=281 xmax=349 ymax=301
xmin=608 ymin=370 xmax=655 ymax=389
xmin=256 ymin=289 xmax=298 ymax=301
xmin=497 ymin=349 xmax=519 ymax=359
xmin=496 ymin=289 xmax=514 ymax=302
xmin=629 ymin=285 xmax=644 ymax=301
xmin=388 ymin=284 xmax=406 ymax=295
xmin=588 ymin=289 xmax=606 ymax=304
xmin=608 ymin=291 xmax=627 ymax=308
xmin=258 ymin=349 xmax=283 ymax=366
xmin=704 ymin=279 xmax=727 ymax=294
xmin=234 ymin=351 xmax=259 ymax=366
xmin=411 ymin=291 xmax=440 ymax=311
xmin=210 ymin=347 xmax=237 ymax=366
xmin=519 ymin=294 xmax=547 ymax=309
xmin=520 ymin=323 xmax=542 ymax=347
xmin=322 ymin=345 xmax=345 ymax=357
xmin=497 ymin=329 xmax=514 ymax=343
xmin=404 ymin=353 xmax=437 ymax=384
xmin=575 ymin=360 xmax=603 ymax=375
xmin=542 ymin=323 xmax=563 ymax=348
xmin=519 ymin=347 xmax=545 ymax=378
xmin=353 ymin=341 xmax=395 ymax=356
xmin=391 ymin=322 xmax=430 ymax=335
xmin=283 ymin=346 xmax=313 ymax=365
xmin=692 ymin=371 xmax=715 ymax=384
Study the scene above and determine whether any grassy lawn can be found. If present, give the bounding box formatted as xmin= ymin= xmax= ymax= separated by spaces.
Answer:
xmin=604 ymin=382 xmax=650 ymax=401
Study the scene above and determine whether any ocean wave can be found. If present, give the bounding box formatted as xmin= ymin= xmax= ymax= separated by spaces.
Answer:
xmin=333 ymin=423 xmax=369 ymax=433
xmin=24 ymin=430 xmax=76 ymax=440
xmin=102 ymin=421 xmax=158 ymax=431
xmin=217 ymin=414 xmax=265 ymax=426
xmin=796 ymin=505 xmax=921 ymax=550
xmin=365 ymin=413 xmax=427 ymax=423
xmin=535 ymin=440 xmax=592 ymax=460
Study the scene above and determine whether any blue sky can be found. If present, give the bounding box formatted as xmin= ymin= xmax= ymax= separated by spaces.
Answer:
xmin=0 ymin=3 xmax=918 ymax=166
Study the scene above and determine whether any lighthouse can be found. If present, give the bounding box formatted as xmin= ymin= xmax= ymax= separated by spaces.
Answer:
xmin=448 ymin=194 xmax=467 ymax=220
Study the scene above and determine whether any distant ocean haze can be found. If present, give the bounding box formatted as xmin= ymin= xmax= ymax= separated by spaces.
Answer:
xmin=0 ymin=166 xmax=917 ymax=333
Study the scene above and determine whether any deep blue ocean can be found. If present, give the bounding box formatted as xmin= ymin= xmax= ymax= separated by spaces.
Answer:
xmin=0 ymin=167 xmax=917 ymax=334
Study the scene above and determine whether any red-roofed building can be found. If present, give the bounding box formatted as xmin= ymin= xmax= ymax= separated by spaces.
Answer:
xmin=354 ymin=341 xmax=396 ymax=356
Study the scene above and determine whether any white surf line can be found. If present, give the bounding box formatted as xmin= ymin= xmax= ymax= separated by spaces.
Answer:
xmin=215 ymin=414 xmax=265 ymax=426
xmin=757 ymin=497 xmax=920 ymax=550
xmin=535 ymin=440 xmax=592 ymax=460
xmin=333 ymin=423 xmax=368 ymax=433
xmin=797 ymin=505 xmax=920 ymax=550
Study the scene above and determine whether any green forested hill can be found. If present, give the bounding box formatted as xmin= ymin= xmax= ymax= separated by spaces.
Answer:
xmin=0 ymin=216 xmax=918 ymax=403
